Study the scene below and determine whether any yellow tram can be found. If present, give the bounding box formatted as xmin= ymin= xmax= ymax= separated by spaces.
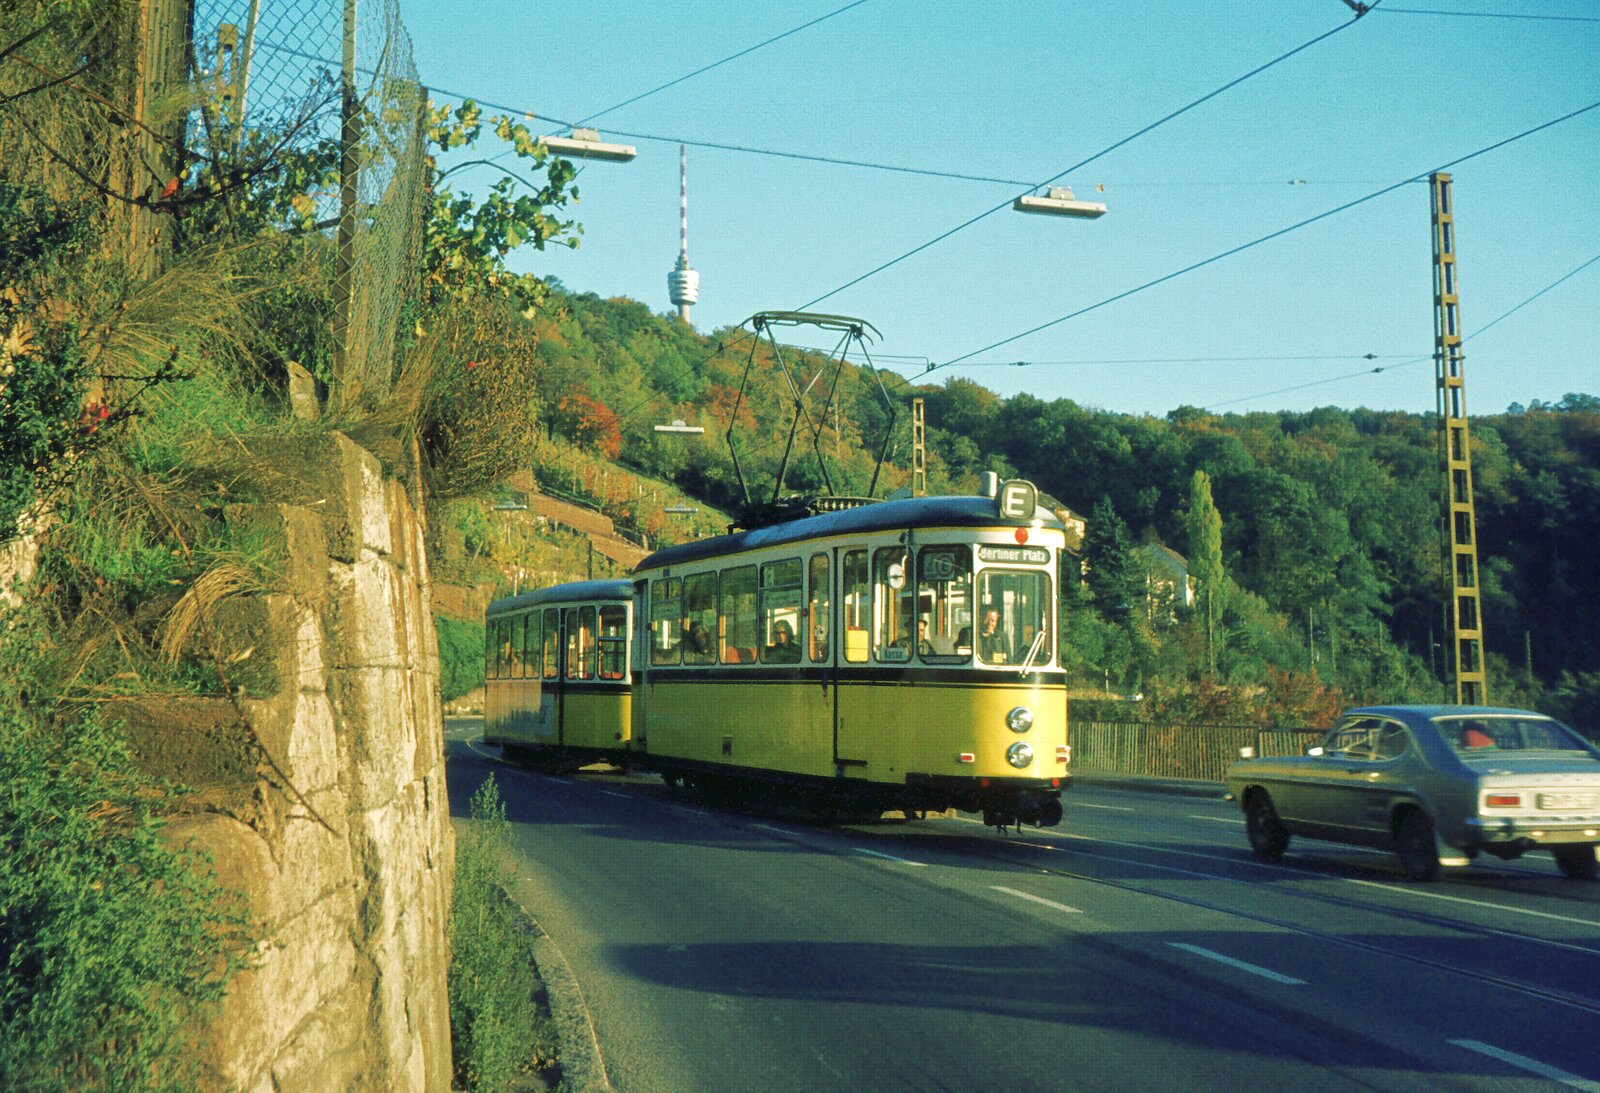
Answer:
xmin=483 ymin=579 xmax=635 ymax=767
xmin=630 ymin=484 xmax=1070 ymax=828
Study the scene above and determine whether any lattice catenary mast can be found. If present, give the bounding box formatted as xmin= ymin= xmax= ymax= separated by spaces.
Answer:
xmin=667 ymin=144 xmax=700 ymax=325
xmin=1431 ymin=172 xmax=1487 ymax=704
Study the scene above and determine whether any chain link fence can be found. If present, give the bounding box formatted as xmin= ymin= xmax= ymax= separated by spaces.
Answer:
xmin=189 ymin=0 xmax=427 ymax=407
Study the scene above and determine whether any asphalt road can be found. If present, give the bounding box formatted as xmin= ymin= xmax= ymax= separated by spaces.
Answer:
xmin=444 ymin=717 xmax=1600 ymax=1092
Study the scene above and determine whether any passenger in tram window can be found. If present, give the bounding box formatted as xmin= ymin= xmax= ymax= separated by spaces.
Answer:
xmin=766 ymin=621 xmax=801 ymax=663
xmin=978 ymin=606 xmax=1012 ymax=664
xmin=686 ymin=621 xmax=713 ymax=656
xmin=916 ymin=617 xmax=933 ymax=657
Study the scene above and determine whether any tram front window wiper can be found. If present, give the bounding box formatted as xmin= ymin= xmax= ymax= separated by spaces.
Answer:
xmin=1018 ymin=630 xmax=1047 ymax=678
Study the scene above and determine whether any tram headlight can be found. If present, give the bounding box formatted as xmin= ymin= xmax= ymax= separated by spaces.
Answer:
xmin=1006 ymin=742 xmax=1034 ymax=769
xmin=1006 ymin=706 xmax=1034 ymax=733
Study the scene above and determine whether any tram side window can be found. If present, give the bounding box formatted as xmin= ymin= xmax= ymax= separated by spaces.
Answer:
xmin=682 ymin=572 xmax=718 ymax=665
xmin=522 ymin=612 xmax=540 ymax=679
xmin=485 ymin=620 xmax=496 ymax=681
xmin=566 ymin=606 xmax=596 ymax=680
xmin=873 ymin=547 xmax=913 ymax=663
xmin=916 ymin=546 xmax=972 ymax=663
xmin=651 ymin=578 xmax=682 ymax=666
xmin=720 ymin=565 xmax=758 ymax=665
xmin=598 ymin=605 xmax=627 ymax=680
xmin=976 ymin=569 xmax=1052 ymax=667
xmin=759 ymin=558 xmax=803 ymax=664
xmin=541 ymin=608 xmax=560 ymax=680
xmin=807 ymin=554 xmax=830 ymax=662
xmin=494 ymin=618 xmax=511 ymax=678
xmin=841 ymin=549 xmax=869 ymax=663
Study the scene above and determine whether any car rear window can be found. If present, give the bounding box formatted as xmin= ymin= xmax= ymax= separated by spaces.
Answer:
xmin=1438 ymin=717 xmax=1590 ymax=754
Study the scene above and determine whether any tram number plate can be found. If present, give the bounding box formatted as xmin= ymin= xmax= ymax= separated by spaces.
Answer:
xmin=1537 ymin=792 xmax=1598 ymax=810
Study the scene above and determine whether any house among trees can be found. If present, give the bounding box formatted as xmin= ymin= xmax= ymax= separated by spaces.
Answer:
xmin=1040 ymin=491 xmax=1086 ymax=551
xmin=1138 ymin=542 xmax=1195 ymax=620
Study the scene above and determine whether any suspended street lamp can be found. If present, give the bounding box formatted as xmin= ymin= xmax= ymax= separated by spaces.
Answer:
xmin=537 ymin=126 xmax=638 ymax=162
xmin=1013 ymin=185 xmax=1107 ymax=219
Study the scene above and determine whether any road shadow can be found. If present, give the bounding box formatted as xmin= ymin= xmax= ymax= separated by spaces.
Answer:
xmin=602 ymin=933 xmax=1600 ymax=1084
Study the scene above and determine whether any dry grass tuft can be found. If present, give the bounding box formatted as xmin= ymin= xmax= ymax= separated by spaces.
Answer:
xmin=155 ymin=561 xmax=257 ymax=666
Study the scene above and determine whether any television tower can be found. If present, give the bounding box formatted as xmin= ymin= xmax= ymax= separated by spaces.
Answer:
xmin=667 ymin=144 xmax=699 ymax=325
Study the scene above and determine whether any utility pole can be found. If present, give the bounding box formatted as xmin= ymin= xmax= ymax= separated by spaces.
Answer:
xmin=1430 ymin=173 xmax=1488 ymax=704
xmin=332 ymin=0 xmax=362 ymax=410
xmin=911 ymin=397 xmax=927 ymax=497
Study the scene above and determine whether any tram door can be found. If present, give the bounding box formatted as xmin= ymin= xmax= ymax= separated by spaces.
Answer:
xmin=632 ymin=581 xmax=649 ymax=752
xmin=833 ymin=546 xmax=870 ymax=770
xmin=559 ymin=607 xmax=579 ymax=746
xmin=536 ymin=608 xmax=560 ymax=745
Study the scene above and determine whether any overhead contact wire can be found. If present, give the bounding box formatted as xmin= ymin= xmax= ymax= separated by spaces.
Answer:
xmin=1206 ymin=251 xmax=1600 ymax=410
xmin=569 ymin=0 xmax=875 ymax=128
xmin=791 ymin=7 xmax=1380 ymax=312
xmin=934 ymin=98 xmax=1600 ymax=374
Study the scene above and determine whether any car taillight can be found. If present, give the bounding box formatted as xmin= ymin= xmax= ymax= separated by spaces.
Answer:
xmin=1484 ymin=793 xmax=1522 ymax=808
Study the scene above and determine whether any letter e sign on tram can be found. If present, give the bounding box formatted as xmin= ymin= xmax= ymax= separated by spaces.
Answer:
xmin=997 ymin=479 xmax=1037 ymax=520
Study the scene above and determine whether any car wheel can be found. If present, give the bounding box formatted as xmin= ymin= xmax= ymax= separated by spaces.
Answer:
xmin=1245 ymin=791 xmax=1289 ymax=859
xmin=1394 ymin=809 xmax=1440 ymax=881
xmin=1553 ymin=844 xmax=1600 ymax=881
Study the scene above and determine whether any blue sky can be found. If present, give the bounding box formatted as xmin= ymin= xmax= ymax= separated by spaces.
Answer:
xmin=398 ymin=0 xmax=1599 ymax=417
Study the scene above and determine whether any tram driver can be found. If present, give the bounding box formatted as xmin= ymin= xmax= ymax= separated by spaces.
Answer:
xmin=977 ymin=606 xmax=1012 ymax=664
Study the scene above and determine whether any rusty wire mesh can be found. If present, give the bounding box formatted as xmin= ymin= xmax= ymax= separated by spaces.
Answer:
xmin=189 ymin=0 xmax=427 ymax=407
xmin=1070 ymin=721 xmax=1325 ymax=782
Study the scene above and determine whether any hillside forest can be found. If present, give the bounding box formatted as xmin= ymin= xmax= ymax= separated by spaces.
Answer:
xmin=517 ymin=286 xmax=1600 ymax=730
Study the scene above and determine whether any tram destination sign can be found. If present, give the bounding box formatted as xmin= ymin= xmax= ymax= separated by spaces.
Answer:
xmin=978 ymin=545 xmax=1050 ymax=565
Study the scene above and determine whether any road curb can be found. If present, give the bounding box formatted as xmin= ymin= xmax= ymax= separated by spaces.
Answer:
xmin=1071 ymin=773 xmax=1228 ymax=799
xmin=514 ymin=896 xmax=614 ymax=1092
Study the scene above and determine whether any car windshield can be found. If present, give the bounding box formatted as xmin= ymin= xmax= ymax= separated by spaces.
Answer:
xmin=1438 ymin=716 xmax=1590 ymax=754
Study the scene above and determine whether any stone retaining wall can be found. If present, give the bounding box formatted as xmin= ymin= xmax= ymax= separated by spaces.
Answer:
xmin=135 ymin=433 xmax=454 ymax=1091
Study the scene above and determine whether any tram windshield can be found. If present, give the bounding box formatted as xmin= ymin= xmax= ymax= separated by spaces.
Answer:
xmin=975 ymin=568 xmax=1051 ymax=667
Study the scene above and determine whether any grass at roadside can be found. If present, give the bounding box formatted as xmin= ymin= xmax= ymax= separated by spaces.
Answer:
xmin=450 ymin=776 xmax=562 ymax=1091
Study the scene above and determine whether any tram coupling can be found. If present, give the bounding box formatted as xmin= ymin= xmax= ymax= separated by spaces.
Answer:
xmin=983 ymin=792 xmax=1063 ymax=833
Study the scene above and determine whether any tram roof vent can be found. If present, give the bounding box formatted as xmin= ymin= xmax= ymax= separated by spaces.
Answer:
xmin=979 ymin=471 xmax=1001 ymax=499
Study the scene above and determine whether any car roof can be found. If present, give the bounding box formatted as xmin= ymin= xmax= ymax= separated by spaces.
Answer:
xmin=1343 ymin=705 xmax=1553 ymax=723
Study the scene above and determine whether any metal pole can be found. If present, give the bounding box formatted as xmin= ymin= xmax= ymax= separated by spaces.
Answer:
xmin=332 ymin=0 xmax=362 ymax=411
xmin=232 ymin=0 xmax=262 ymax=131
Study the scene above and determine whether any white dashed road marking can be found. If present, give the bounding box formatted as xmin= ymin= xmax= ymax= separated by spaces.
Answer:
xmin=1167 ymin=943 xmax=1306 ymax=985
xmin=1188 ymin=814 xmax=1245 ymax=824
xmin=1346 ymin=878 xmax=1600 ymax=929
xmin=852 ymin=847 xmax=927 ymax=867
xmin=992 ymin=886 xmax=1080 ymax=914
xmin=1073 ymin=802 xmax=1134 ymax=811
xmin=1449 ymin=1040 xmax=1600 ymax=1090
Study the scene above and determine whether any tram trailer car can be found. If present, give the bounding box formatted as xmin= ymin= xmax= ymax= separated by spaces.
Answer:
xmin=631 ymin=489 xmax=1071 ymax=828
xmin=484 ymin=579 xmax=635 ymax=768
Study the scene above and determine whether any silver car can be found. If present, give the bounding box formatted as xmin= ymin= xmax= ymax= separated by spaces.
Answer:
xmin=1225 ymin=705 xmax=1600 ymax=881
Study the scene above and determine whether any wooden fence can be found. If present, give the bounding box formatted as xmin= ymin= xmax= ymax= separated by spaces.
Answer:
xmin=1070 ymin=721 xmax=1326 ymax=783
